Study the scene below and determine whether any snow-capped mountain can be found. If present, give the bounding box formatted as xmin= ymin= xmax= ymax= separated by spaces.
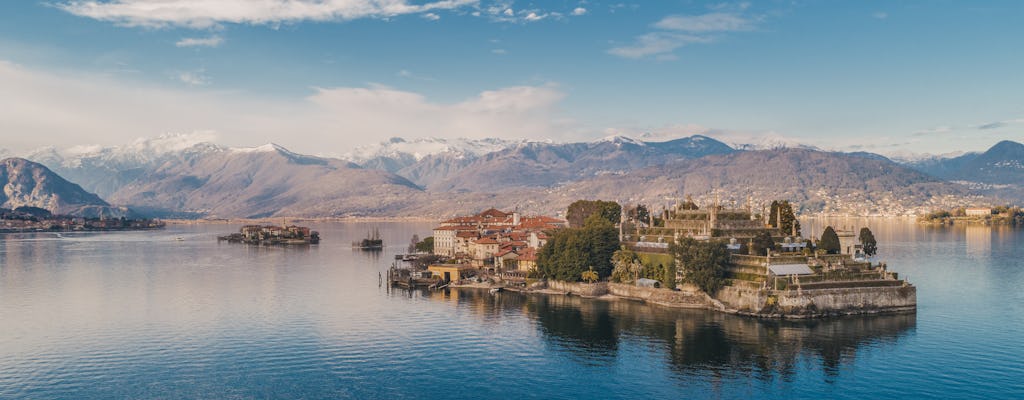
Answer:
xmin=343 ymin=137 xmax=527 ymax=164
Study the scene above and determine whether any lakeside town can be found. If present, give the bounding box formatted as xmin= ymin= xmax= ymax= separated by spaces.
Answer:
xmin=0 ymin=206 xmax=165 ymax=233
xmin=388 ymin=198 xmax=916 ymax=318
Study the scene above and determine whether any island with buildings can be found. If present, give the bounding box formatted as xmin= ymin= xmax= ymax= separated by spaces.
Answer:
xmin=919 ymin=205 xmax=1024 ymax=225
xmin=218 ymin=224 xmax=320 ymax=245
xmin=391 ymin=200 xmax=916 ymax=319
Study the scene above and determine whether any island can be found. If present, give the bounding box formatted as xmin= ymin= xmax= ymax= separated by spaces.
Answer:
xmin=218 ymin=224 xmax=320 ymax=245
xmin=389 ymin=200 xmax=916 ymax=319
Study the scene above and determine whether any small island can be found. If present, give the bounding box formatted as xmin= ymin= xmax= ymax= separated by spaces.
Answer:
xmin=218 ymin=224 xmax=320 ymax=245
xmin=919 ymin=205 xmax=1024 ymax=225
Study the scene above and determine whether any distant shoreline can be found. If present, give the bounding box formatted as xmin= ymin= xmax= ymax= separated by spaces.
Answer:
xmin=162 ymin=216 xmax=439 ymax=225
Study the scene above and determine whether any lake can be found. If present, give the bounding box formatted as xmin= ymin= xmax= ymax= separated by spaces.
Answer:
xmin=1 ymin=220 xmax=1022 ymax=399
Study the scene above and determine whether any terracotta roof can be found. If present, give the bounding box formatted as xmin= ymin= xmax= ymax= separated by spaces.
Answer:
xmin=475 ymin=237 xmax=500 ymax=245
xmin=495 ymin=249 xmax=518 ymax=257
xmin=517 ymin=248 xmax=537 ymax=261
xmin=479 ymin=208 xmax=511 ymax=218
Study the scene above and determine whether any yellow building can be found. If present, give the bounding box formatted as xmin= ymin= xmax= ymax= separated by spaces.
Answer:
xmin=428 ymin=264 xmax=477 ymax=282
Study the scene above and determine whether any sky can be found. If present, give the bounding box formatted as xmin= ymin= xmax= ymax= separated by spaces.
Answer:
xmin=0 ymin=0 xmax=1022 ymax=157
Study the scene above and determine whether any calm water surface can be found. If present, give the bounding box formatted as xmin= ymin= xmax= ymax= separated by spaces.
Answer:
xmin=1 ymin=220 xmax=1022 ymax=399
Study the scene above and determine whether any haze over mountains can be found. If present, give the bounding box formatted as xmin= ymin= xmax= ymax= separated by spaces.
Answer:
xmin=2 ymin=133 xmax=1021 ymax=218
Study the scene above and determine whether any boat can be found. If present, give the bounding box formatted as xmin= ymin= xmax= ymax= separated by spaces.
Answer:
xmin=352 ymin=228 xmax=383 ymax=250
xmin=489 ymin=288 xmax=503 ymax=294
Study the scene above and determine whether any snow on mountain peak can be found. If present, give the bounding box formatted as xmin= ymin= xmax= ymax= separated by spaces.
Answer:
xmin=344 ymin=137 xmax=525 ymax=163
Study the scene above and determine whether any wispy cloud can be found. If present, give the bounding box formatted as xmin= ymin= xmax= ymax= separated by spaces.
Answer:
xmin=976 ymin=118 xmax=1024 ymax=130
xmin=177 ymin=69 xmax=210 ymax=86
xmin=397 ymin=69 xmax=435 ymax=81
xmin=56 ymin=0 xmax=476 ymax=29
xmin=608 ymin=33 xmax=712 ymax=59
xmin=653 ymin=12 xmax=753 ymax=32
xmin=175 ymin=35 xmax=223 ymax=48
xmin=873 ymin=11 xmax=889 ymax=20
xmin=912 ymin=126 xmax=952 ymax=136
xmin=571 ymin=7 xmax=587 ymax=16
xmin=609 ymin=11 xmax=756 ymax=59
xmin=0 ymin=59 xmax=574 ymax=154
xmin=422 ymin=13 xmax=440 ymax=21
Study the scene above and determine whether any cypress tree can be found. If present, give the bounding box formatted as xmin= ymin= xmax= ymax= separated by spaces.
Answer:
xmin=859 ymin=227 xmax=878 ymax=257
xmin=819 ymin=226 xmax=841 ymax=254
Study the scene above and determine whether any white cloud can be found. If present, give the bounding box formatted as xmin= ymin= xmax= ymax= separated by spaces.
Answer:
xmin=608 ymin=33 xmax=711 ymax=59
xmin=873 ymin=11 xmax=889 ymax=20
xmin=491 ymin=48 xmax=507 ymax=54
xmin=610 ymin=12 xmax=755 ymax=59
xmin=57 ymin=0 xmax=477 ymax=28
xmin=0 ymin=60 xmax=573 ymax=155
xmin=571 ymin=7 xmax=587 ymax=16
xmin=524 ymin=12 xmax=544 ymax=22
xmin=175 ymin=35 xmax=224 ymax=48
xmin=177 ymin=69 xmax=210 ymax=86
xmin=422 ymin=13 xmax=440 ymax=21
xmin=653 ymin=12 xmax=753 ymax=32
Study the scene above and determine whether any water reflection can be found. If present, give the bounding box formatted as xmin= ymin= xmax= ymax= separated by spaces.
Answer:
xmin=420 ymin=288 xmax=915 ymax=381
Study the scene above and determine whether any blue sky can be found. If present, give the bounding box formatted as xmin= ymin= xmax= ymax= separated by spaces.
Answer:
xmin=0 ymin=0 xmax=1022 ymax=157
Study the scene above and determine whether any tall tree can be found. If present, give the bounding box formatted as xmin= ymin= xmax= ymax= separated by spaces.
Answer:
xmin=537 ymin=214 xmax=620 ymax=281
xmin=566 ymin=200 xmax=622 ymax=228
xmin=671 ymin=237 xmax=730 ymax=294
xmin=859 ymin=227 xmax=878 ymax=257
xmin=819 ymin=226 xmax=841 ymax=254
xmin=769 ymin=200 xmax=780 ymax=228
xmin=750 ymin=229 xmax=775 ymax=256
xmin=414 ymin=236 xmax=434 ymax=253
xmin=778 ymin=201 xmax=801 ymax=237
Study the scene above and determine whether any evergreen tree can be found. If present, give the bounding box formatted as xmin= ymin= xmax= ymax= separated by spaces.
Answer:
xmin=566 ymin=200 xmax=622 ymax=227
xmin=769 ymin=200 xmax=780 ymax=228
xmin=750 ymin=229 xmax=775 ymax=256
xmin=414 ymin=236 xmax=434 ymax=253
xmin=537 ymin=214 xmax=620 ymax=281
xmin=671 ymin=238 xmax=730 ymax=294
xmin=819 ymin=226 xmax=841 ymax=254
xmin=778 ymin=201 xmax=801 ymax=237
xmin=859 ymin=227 xmax=878 ymax=257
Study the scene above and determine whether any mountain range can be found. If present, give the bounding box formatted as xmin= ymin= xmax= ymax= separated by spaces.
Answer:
xmin=2 ymin=133 xmax=1021 ymax=218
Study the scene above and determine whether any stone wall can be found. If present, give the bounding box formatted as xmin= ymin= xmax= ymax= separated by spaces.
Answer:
xmin=607 ymin=283 xmax=710 ymax=308
xmin=546 ymin=280 xmax=608 ymax=297
xmin=715 ymin=284 xmax=917 ymax=318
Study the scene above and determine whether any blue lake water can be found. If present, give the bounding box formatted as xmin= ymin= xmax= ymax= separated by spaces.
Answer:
xmin=1 ymin=220 xmax=1022 ymax=399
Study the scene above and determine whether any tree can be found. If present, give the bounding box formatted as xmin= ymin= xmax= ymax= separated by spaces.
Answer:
xmin=408 ymin=234 xmax=420 ymax=253
xmin=414 ymin=236 xmax=434 ymax=253
xmin=769 ymin=200 xmax=801 ymax=236
xmin=679 ymin=195 xmax=699 ymax=210
xmin=537 ymin=214 xmax=620 ymax=281
xmin=566 ymin=200 xmax=622 ymax=227
xmin=750 ymin=229 xmax=775 ymax=256
xmin=671 ymin=237 xmax=730 ymax=294
xmin=581 ymin=268 xmax=599 ymax=284
xmin=859 ymin=227 xmax=878 ymax=257
xmin=819 ymin=226 xmax=841 ymax=254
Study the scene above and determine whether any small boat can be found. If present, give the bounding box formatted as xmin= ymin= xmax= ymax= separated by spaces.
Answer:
xmin=352 ymin=228 xmax=383 ymax=250
xmin=174 ymin=237 xmax=185 ymax=241
xmin=489 ymin=288 xmax=502 ymax=294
